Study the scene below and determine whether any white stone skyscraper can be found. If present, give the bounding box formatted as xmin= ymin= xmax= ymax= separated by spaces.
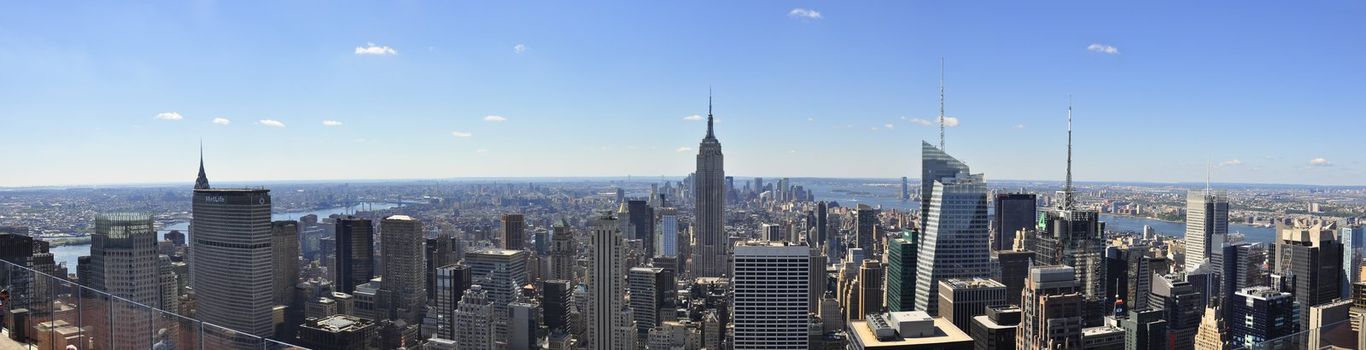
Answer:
xmin=455 ymin=285 xmax=495 ymax=350
xmin=381 ymin=215 xmax=425 ymax=322
xmin=913 ymin=156 xmax=990 ymax=316
xmin=587 ymin=212 xmax=631 ymax=350
xmin=91 ymin=213 xmax=162 ymax=349
xmin=731 ymin=241 xmax=811 ymax=350
xmin=1185 ymin=189 xmax=1228 ymax=272
xmin=692 ymin=94 xmax=726 ymax=278
xmin=190 ymin=157 xmax=275 ymax=339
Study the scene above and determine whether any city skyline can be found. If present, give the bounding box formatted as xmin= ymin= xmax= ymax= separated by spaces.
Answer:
xmin=4 ymin=1 xmax=1365 ymax=187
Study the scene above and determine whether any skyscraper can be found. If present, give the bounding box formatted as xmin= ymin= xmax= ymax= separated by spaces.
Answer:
xmin=658 ymin=208 xmax=679 ymax=258
xmin=1193 ymin=307 xmax=1228 ymax=350
xmin=272 ymin=220 xmax=300 ymax=307
xmin=731 ymin=241 xmax=810 ymax=350
xmin=335 ymin=216 xmax=375 ymax=294
xmin=191 ymin=186 xmax=275 ymax=337
xmin=502 ymin=213 xmax=525 ymax=251
xmin=542 ymin=279 xmax=573 ymax=333
xmin=380 ymin=215 xmax=425 ymax=322
xmin=1185 ymin=189 xmax=1229 ymax=272
xmin=938 ymin=277 xmax=1007 ymax=333
xmin=465 ymin=248 xmax=529 ymax=345
xmin=587 ymin=212 xmax=630 ymax=350
xmin=971 ymin=306 xmax=1022 ymax=350
xmin=1151 ymin=272 xmax=1206 ymax=350
xmin=433 ymin=263 xmax=471 ymax=340
xmin=920 ymin=141 xmax=971 ymax=234
xmin=628 ymin=199 xmax=655 ymax=257
xmin=549 ymin=221 xmax=575 ymax=281
xmin=1016 ymin=266 xmax=1084 ymax=350
xmin=884 ymin=230 xmax=918 ymax=312
xmin=855 ymin=205 xmax=878 ymax=255
xmin=1026 ymin=106 xmax=1107 ymax=323
xmin=1228 ymin=286 xmax=1297 ymax=349
xmin=901 ymin=176 xmax=910 ymax=201
xmin=992 ymin=193 xmax=1036 ymax=252
xmin=91 ymin=213 xmax=161 ymax=349
xmin=914 ymin=144 xmax=989 ymax=315
xmin=816 ymin=201 xmax=829 ymax=246
xmin=693 ymin=95 xmax=726 ymax=278
xmin=425 ymin=233 xmax=453 ymax=302
xmin=454 ymin=285 xmax=495 ymax=350
xmin=628 ymin=267 xmax=671 ymax=338
xmin=1272 ymin=218 xmax=1344 ymax=331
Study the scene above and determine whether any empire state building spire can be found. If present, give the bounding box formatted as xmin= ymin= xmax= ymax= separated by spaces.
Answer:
xmin=705 ymin=89 xmax=716 ymax=140
xmin=195 ymin=141 xmax=210 ymax=190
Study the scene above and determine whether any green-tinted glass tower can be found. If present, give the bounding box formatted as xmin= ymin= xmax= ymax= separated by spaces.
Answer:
xmin=885 ymin=230 xmax=919 ymax=312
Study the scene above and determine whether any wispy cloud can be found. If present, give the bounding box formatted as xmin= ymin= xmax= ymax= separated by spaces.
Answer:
xmin=1309 ymin=158 xmax=1332 ymax=167
xmin=211 ymin=117 xmax=230 ymax=125
xmin=322 ymin=120 xmax=343 ymax=127
xmin=513 ymin=44 xmax=527 ymax=54
xmin=943 ymin=117 xmax=960 ymax=127
xmin=1218 ymin=159 xmax=1244 ymax=167
xmin=1013 ymin=123 xmax=1025 ymax=129
xmin=451 ymin=131 xmax=473 ymax=138
xmin=154 ymin=112 xmax=184 ymax=121
xmin=1087 ymin=43 xmax=1119 ymax=55
xmin=483 ymin=115 xmax=507 ymax=122
xmin=788 ymin=8 xmax=822 ymax=20
xmin=354 ymin=43 xmax=398 ymax=56
xmin=257 ymin=119 xmax=285 ymax=128
xmin=476 ymin=148 xmax=489 ymax=153
xmin=807 ymin=117 xmax=815 ymax=122
xmin=683 ymin=114 xmax=703 ymax=121
xmin=907 ymin=118 xmax=933 ymax=127
xmin=884 ymin=123 xmax=895 ymax=129
xmin=675 ymin=146 xmax=692 ymax=152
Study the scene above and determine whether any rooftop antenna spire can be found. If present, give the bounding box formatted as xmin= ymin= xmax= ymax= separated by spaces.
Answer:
xmin=939 ymin=57 xmax=946 ymax=150
xmin=705 ymin=87 xmax=715 ymax=139
xmin=1206 ymin=157 xmax=1213 ymax=193
xmin=1063 ymin=95 xmax=1074 ymax=210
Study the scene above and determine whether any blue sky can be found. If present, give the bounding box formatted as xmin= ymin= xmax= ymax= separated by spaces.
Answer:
xmin=2 ymin=1 xmax=1364 ymax=187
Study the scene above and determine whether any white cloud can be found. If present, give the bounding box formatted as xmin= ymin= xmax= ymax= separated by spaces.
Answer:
xmin=1309 ymin=158 xmax=1332 ymax=167
xmin=1013 ymin=123 xmax=1025 ymax=129
xmin=788 ymin=8 xmax=822 ymax=20
xmin=451 ymin=131 xmax=473 ymax=138
xmin=807 ymin=117 xmax=815 ymax=122
xmin=513 ymin=44 xmax=527 ymax=54
xmin=257 ymin=119 xmax=286 ymax=128
xmin=884 ymin=123 xmax=895 ymax=129
xmin=908 ymin=118 xmax=933 ymax=127
xmin=683 ymin=114 xmax=704 ymax=121
xmin=1218 ymin=159 xmax=1244 ymax=167
xmin=322 ymin=120 xmax=344 ymax=127
xmin=211 ymin=117 xmax=230 ymax=125
xmin=675 ymin=147 xmax=692 ymax=152
xmin=943 ymin=116 xmax=960 ymax=127
xmin=483 ymin=115 xmax=507 ymax=122
xmin=476 ymin=148 xmax=489 ymax=153
xmin=354 ymin=43 xmax=398 ymax=56
xmin=1087 ymin=43 xmax=1119 ymax=55
xmin=154 ymin=112 xmax=184 ymax=121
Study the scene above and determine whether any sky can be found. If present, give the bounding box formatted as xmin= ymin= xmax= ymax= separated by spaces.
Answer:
xmin=2 ymin=1 xmax=1364 ymax=187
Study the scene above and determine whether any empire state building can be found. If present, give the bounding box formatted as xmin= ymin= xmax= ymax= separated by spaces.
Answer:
xmin=692 ymin=96 xmax=726 ymax=278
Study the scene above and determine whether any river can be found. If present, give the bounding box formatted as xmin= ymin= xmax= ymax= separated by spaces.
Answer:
xmin=49 ymin=202 xmax=401 ymax=269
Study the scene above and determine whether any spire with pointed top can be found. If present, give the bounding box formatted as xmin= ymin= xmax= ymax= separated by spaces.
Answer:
xmin=705 ymin=88 xmax=716 ymax=140
xmin=194 ymin=140 xmax=210 ymax=190
xmin=1062 ymin=96 xmax=1074 ymax=210
xmin=938 ymin=57 xmax=946 ymax=150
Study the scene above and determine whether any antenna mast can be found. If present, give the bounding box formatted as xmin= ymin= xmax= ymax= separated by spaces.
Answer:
xmin=1064 ymin=95 xmax=1074 ymax=210
xmin=939 ymin=57 xmax=945 ymax=150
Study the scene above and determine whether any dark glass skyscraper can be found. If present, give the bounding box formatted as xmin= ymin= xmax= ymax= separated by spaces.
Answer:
xmin=501 ymin=213 xmax=525 ymax=251
xmin=627 ymin=199 xmax=655 ymax=257
xmin=335 ymin=216 xmax=375 ymax=294
xmin=992 ymin=193 xmax=1036 ymax=252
